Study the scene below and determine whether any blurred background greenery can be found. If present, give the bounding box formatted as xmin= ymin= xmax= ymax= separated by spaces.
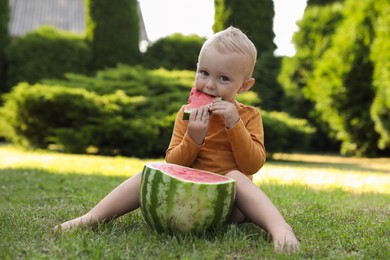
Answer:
xmin=0 ymin=0 xmax=389 ymax=158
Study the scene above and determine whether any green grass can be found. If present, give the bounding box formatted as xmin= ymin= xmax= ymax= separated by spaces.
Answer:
xmin=1 ymin=144 xmax=389 ymax=259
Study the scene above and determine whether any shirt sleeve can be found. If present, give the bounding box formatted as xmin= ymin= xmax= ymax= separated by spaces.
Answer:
xmin=165 ymin=107 xmax=203 ymax=166
xmin=226 ymin=108 xmax=266 ymax=175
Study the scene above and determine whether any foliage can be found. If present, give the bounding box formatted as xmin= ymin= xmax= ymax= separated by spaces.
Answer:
xmin=279 ymin=0 xmax=390 ymax=156
xmin=0 ymin=0 xmax=9 ymax=93
xmin=213 ymin=0 xmax=276 ymax=53
xmin=278 ymin=3 xmax=344 ymax=119
xmin=252 ymin=53 xmax=283 ymax=111
xmin=142 ymin=33 xmax=205 ymax=71
xmin=0 ymin=63 xmax=318 ymax=156
xmin=277 ymin=3 xmax=344 ymax=153
xmin=213 ymin=0 xmax=280 ymax=109
xmin=236 ymin=91 xmax=261 ymax=107
xmin=1 ymin=146 xmax=389 ymax=259
xmin=369 ymin=2 xmax=390 ymax=150
xmin=85 ymin=0 xmax=140 ymax=70
xmin=262 ymin=111 xmax=316 ymax=153
xmin=306 ymin=0 xmax=344 ymax=6
xmin=306 ymin=0 xmax=387 ymax=156
xmin=5 ymin=26 xmax=90 ymax=89
xmin=0 ymin=66 xmax=194 ymax=157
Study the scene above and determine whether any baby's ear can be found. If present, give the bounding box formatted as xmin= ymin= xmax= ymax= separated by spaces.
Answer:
xmin=238 ymin=78 xmax=255 ymax=94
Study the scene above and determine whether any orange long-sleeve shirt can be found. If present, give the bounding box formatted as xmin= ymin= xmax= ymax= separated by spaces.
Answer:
xmin=165 ymin=101 xmax=266 ymax=177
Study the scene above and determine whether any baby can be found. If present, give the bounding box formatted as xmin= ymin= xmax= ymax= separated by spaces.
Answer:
xmin=55 ymin=26 xmax=300 ymax=253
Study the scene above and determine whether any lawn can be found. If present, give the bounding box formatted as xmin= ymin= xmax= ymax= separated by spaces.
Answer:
xmin=1 ymin=144 xmax=389 ymax=259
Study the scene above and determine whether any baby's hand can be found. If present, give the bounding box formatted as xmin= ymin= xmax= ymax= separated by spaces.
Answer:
xmin=187 ymin=106 xmax=210 ymax=145
xmin=209 ymin=100 xmax=239 ymax=128
xmin=269 ymin=224 xmax=300 ymax=253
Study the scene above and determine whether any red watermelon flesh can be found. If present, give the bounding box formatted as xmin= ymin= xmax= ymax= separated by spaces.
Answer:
xmin=183 ymin=87 xmax=220 ymax=120
xmin=150 ymin=162 xmax=231 ymax=183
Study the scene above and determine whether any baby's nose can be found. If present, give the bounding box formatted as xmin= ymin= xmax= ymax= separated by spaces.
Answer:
xmin=205 ymin=79 xmax=216 ymax=90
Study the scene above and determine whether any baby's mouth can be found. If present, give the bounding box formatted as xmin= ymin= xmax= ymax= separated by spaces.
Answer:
xmin=201 ymin=91 xmax=217 ymax=98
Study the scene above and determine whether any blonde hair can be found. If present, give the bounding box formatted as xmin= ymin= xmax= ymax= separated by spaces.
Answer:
xmin=199 ymin=26 xmax=257 ymax=77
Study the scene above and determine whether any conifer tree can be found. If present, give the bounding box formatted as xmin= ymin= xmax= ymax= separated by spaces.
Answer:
xmin=85 ymin=0 xmax=140 ymax=70
xmin=0 ymin=0 xmax=10 ymax=92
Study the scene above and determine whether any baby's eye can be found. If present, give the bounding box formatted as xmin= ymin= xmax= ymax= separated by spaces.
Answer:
xmin=199 ymin=70 xmax=209 ymax=76
xmin=219 ymin=76 xmax=229 ymax=82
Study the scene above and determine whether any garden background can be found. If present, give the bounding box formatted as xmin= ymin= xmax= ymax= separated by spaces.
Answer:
xmin=0 ymin=0 xmax=389 ymax=258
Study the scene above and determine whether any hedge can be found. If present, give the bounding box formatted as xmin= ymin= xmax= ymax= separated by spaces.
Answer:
xmin=262 ymin=111 xmax=316 ymax=153
xmin=5 ymin=26 xmax=90 ymax=89
xmin=0 ymin=65 xmax=316 ymax=157
xmin=142 ymin=33 xmax=205 ymax=71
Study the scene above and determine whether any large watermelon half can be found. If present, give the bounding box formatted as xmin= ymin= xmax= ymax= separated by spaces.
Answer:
xmin=183 ymin=87 xmax=221 ymax=120
xmin=140 ymin=162 xmax=236 ymax=233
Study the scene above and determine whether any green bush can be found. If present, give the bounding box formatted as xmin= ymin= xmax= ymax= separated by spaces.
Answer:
xmin=142 ymin=33 xmax=205 ymax=71
xmin=5 ymin=26 xmax=90 ymax=89
xmin=262 ymin=111 xmax=316 ymax=153
xmin=0 ymin=65 xmax=317 ymax=157
xmin=0 ymin=66 xmax=194 ymax=157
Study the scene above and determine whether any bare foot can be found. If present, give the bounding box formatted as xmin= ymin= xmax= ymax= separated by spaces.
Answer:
xmin=53 ymin=213 xmax=95 ymax=233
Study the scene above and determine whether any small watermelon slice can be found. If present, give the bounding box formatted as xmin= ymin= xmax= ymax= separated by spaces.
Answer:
xmin=183 ymin=87 xmax=221 ymax=120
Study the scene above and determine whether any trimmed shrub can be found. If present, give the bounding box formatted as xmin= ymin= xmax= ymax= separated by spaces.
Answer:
xmin=213 ymin=0 xmax=276 ymax=53
xmin=0 ymin=65 xmax=317 ymax=157
xmin=213 ymin=0 xmax=280 ymax=110
xmin=5 ymin=26 xmax=90 ymax=89
xmin=0 ymin=66 xmax=194 ymax=157
xmin=252 ymin=52 xmax=283 ymax=111
xmin=262 ymin=111 xmax=316 ymax=153
xmin=85 ymin=0 xmax=140 ymax=70
xmin=142 ymin=33 xmax=205 ymax=71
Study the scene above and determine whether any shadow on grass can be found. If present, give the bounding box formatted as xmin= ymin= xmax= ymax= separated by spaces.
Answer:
xmin=267 ymin=154 xmax=390 ymax=174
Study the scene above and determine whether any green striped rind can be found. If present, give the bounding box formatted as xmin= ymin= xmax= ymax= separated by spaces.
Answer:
xmin=140 ymin=163 xmax=236 ymax=233
xmin=182 ymin=97 xmax=222 ymax=120
xmin=182 ymin=111 xmax=191 ymax=120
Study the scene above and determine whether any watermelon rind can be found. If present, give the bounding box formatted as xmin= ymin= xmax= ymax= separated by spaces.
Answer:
xmin=182 ymin=97 xmax=222 ymax=120
xmin=182 ymin=110 xmax=191 ymax=120
xmin=140 ymin=162 xmax=236 ymax=234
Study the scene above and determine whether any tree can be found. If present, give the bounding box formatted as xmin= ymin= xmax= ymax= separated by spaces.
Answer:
xmin=306 ymin=0 xmax=343 ymax=6
xmin=142 ymin=34 xmax=205 ymax=71
xmin=85 ymin=0 xmax=140 ymax=70
xmin=0 ymin=0 xmax=10 ymax=93
xmin=306 ymin=0 xmax=389 ymax=156
xmin=213 ymin=0 xmax=282 ymax=110
xmin=278 ymin=3 xmax=344 ymax=118
xmin=213 ymin=0 xmax=275 ymax=53
xmin=369 ymin=1 xmax=390 ymax=151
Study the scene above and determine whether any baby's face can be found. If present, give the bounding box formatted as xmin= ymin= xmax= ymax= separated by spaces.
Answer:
xmin=195 ymin=45 xmax=252 ymax=103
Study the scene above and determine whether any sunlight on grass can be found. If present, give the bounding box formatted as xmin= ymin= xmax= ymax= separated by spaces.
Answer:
xmin=254 ymin=153 xmax=390 ymax=194
xmin=1 ymin=145 xmax=389 ymax=194
xmin=0 ymin=144 xmax=163 ymax=177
